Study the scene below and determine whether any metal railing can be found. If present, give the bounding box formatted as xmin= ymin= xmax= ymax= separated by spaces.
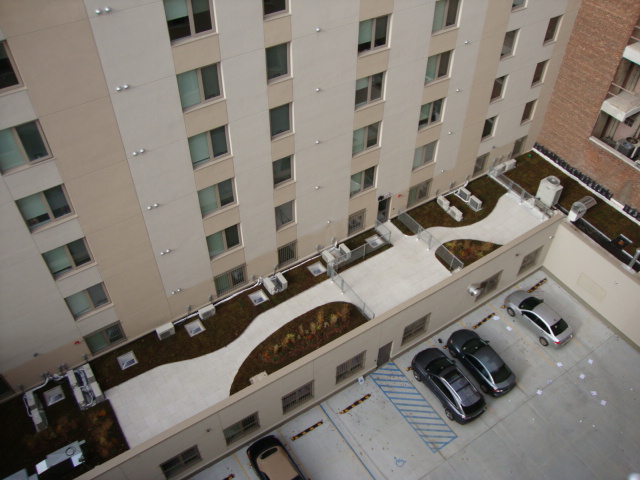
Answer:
xmin=327 ymin=263 xmax=375 ymax=320
xmin=397 ymin=209 xmax=463 ymax=272
xmin=375 ymin=220 xmax=392 ymax=244
xmin=489 ymin=170 xmax=555 ymax=218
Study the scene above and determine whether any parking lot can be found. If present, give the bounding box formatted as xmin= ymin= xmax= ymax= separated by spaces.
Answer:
xmin=192 ymin=270 xmax=640 ymax=480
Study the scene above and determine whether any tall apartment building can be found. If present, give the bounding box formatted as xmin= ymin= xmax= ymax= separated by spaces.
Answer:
xmin=0 ymin=0 xmax=579 ymax=399
xmin=538 ymin=0 xmax=640 ymax=209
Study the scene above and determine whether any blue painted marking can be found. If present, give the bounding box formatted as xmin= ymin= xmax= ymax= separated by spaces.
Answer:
xmin=369 ymin=362 xmax=457 ymax=453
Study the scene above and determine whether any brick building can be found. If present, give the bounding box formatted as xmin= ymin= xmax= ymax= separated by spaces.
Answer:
xmin=538 ymin=0 xmax=640 ymax=209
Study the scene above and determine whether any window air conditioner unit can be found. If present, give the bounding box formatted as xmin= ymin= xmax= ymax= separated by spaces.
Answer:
xmin=275 ymin=272 xmax=288 ymax=291
xmin=185 ymin=319 xmax=206 ymax=337
xmin=455 ymin=187 xmax=471 ymax=202
xmin=448 ymin=206 xmax=463 ymax=222
xmin=504 ymin=159 xmax=517 ymax=171
xmin=198 ymin=304 xmax=216 ymax=320
xmin=469 ymin=195 xmax=483 ymax=212
xmin=117 ymin=352 xmax=138 ymax=370
xmin=437 ymin=195 xmax=450 ymax=211
xmin=338 ymin=243 xmax=351 ymax=260
xmin=156 ymin=322 xmax=176 ymax=340
xmin=263 ymin=276 xmax=278 ymax=295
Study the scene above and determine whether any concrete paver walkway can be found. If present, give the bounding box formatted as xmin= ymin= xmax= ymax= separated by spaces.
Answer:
xmin=106 ymin=193 xmax=545 ymax=447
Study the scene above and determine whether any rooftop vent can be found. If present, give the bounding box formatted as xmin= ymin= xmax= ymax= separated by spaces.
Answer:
xmin=117 ymin=352 xmax=138 ymax=370
xmin=43 ymin=386 xmax=65 ymax=407
xmin=185 ymin=319 xmax=205 ymax=337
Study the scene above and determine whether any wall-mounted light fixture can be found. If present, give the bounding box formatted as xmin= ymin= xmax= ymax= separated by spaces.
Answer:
xmin=160 ymin=249 xmax=171 ymax=255
xmin=147 ymin=203 xmax=159 ymax=210
xmin=316 ymin=27 xmax=321 ymax=32
xmin=467 ymin=284 xmax=482 ymax=297
xmin=132 ymin=149 xmax=145 ymax=156
xmin=171 ymin=288 xmax=182 ymax=295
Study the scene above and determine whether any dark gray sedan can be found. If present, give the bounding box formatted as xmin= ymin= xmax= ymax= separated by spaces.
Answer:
xmin=411 ymin=348 xmax=486 ymax=424
xmin=447 ymin=329 xmax=516 ymax=397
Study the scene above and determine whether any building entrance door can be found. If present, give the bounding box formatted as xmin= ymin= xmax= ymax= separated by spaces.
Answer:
xmin=377 ymin=342 xmax=392 ymax=366
xmin=377 ymin=196 xmax=390 ymax=223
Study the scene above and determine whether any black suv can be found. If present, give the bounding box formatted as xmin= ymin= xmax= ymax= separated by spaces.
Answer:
xmin=411 ymin=348 xmax=486 ymax=424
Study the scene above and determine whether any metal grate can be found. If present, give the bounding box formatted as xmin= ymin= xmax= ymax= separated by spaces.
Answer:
xmin=282 ymin=381 xmax=314 ymax=414
xmin=223 ymin=412 xmax=259 ymax=445
xmin=277 ymin=240 xmax=297 ymax=267
xmin=401 ymin=314 xmax=430 ymax=345
xmin=214 ymin=264 xmax=247 ymax=296
xmin=160 ymin=445 xmax=201 ymax=479
xmin=336 ymin=351 xmax=366 ymax=383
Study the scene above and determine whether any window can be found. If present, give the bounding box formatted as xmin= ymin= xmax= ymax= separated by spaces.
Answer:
xmin=501 ymin=30 xmax=518 ymax=58
xmin=65 ymin=283 xmax=110 ymax=318
xmin=513 ymin=135 xmax=527 ymax=156
xmin=473 ymin=153 xmax=488 ymax=177
xmin=223 ymin=413 xmax=259 ymax=445
xmin=0 ymin=42 xmax=20 ymax=91
xmin=275 ymin=200 xmax=294 ymax=229
xmin=348 ymin=209 xmax=366 ymax=235
xmin=336 ymin=351 xmax=366 ymax=383
xmin=432 ymin=0 xmax=460 ymax=33
xmin=177 ymin=63 xmax=221 ymax=109
xmin=491 ymin=75 xmax=507 ymax=101
xmin=16 ymin=185 xmax=72 ymax=230
xmin=352 ymin=122 xmax=380 ymax=155
xmin=350 ymin=166 xmax=376 ymax=197
xmin=270 ymin=103 xmax=291 ymax=137
xmin=263 ymin=0 xmax=286 ymax=16
xmin=512 ymin=0 xmax=526 ymax=9
xmin=402 ymin=314 xmax=430 ymax=345
xmin=355 ymin=73 xmax=384 ymax=108
xmin=476 ymin=271 xmax=502 ymax=301
xmin=266 ymin=43 xmax=289 ymax=81
xmin=544 ymin=15 xmax=561 ymax=44
xmin=425 ymin=50 xmax=452 ymax=83
xmin=413 ymin=141 xmax=437 ymax=170
xmin=521 ymin=100 xmax=536 ymax=123
xmin=160 ymin=446 xmax=201 ymax=479
xmin=273 ymin=155 xmax=292 ymax=186
xmin=214 ymin=265 xmax=246 ymax=296
xmin=518 ymin=246 xmax=542 ymax=275
xmin=408 ymin=180 xmax=431 ymax=207
xmin=358 ymin=15 xmax=389 ymax=53
xmin=419 ymin=98 xmax=444 ymax=128
xmin=278 ymin=240 xmax=297 ymax=267
xmin=197 ymin=179 xmax=234 ymax=216
xmin=84 ymin=322 xmax=125 ymax=354
xmin=481 ymin=116 xmax=497 ymax=140
xmin=163 ymin=0 xmax=213 ymax=42
xmin=188 ymin=126 xmax=229 ymax=167
xmin=531 ymin=60 xmax=547 ymax=86
xmin=207 ymin=224 xmax=240 ymax=258
xmin=0 ymin=121 xmax=51 ymax=172
xmin=43 ymin=239 xmax=92 ymax=277
xmin=282 ymin=381 xmax=313 ymax=414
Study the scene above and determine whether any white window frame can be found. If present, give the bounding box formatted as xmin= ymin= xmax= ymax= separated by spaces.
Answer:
xmin=491 ymin=75 xmax=507 ymax=102
xmin=432 ymin=0 xmax=460 ymax=33
xmin=355 ymin=72 xmax=384 ymax=108
xmin=521 ymin=100 xmax=536 ymax=124
xmin=419 ymin=98 xmax=444 ymax=129
xmin=273 ymin=155 xmax=293 ymax=187
xmin=408 ymin=180 xmax=431 ymax=207
xmin=84 ymin=322 xmax=125 ymax=354
xmin=214 ymin=264 xmax=246 ymax=296
xmin=163 ymin=0 xmax=214 ymax=42
xmin=413 ymin=141 xmax=437 ymax=170
xmin=532 ymin=60 xmax=547 ymax=86
xmin=188 ymin=125 xmax=229 ymax=168
xmin=206 ymin=224 xmax=241 ymax=258
xmin=358 ymin=15 xmax=390 ymax=54
xmin=544 ymin=15 xmax=562 ymax=44
xmin=277 ymin=240 xmax=297 ymax=267
xmin=0 ymin=41 xmax=21 ymax=92
xmin=482 ymin=116 xmax=497 ymax=141
xmin=474 ymin=153 xmax=488 ymax=177
xmin=16 ymin=185 xmax=73 ymax=231
xmin=263 ymin=0 xmax=287 ymax=16
xmin=348 ymin=209 xmax=366 ymax=235
xmin=350 ymin=166 xmax=376 ymax=197
xmin=65 ymin=283 xmax=110 ymax=319
xmin=266 ymin=42 xmax=289 ymax=81
xmin=177 ymin=63 xmax=221 ymax=110
xmin=512 ymin=0 xmax=526 ymax=10
xmin=425 ymin=50 xmax=452 ymax=84
xmin=513 ymin=135 xmax=527 ymax=157
xmin=269 ymin=103 xmax=292 ymax=138
xmin=352 ymin=122 xmax=381 ymax=155
xmin=501 ymin=29 xmax=518 ymax=58
xmin=43 ymin=238 xmax=92 ymax=278
xmin=0 ymin=121 xmax=52 ymax=173
xmin=275 ymin=200 xmax=295 ymax=229
xmin=197 ymin=179 xmax=235 ymax=217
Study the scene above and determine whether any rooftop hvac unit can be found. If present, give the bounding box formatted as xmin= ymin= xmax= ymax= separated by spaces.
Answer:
xmin=504 ymin=159 xmax=517 ymax=171
xmin=568 ymin=196 xmax=597 ymax=222
xmin=616 ymin=138 xmax=639 ymax=159
xmin=185 ymin=319 xmax=206 ymax=337
xmin=156 ymin=322 xmax=176 ymax=340
xmin=263 ymin=276 xmax=278 ymax=295
xmin=338 ymin=243 xmax=352 ymax=260
xmin=448 ymin=206 xmax=463 ymax=222
xmin=198 ymin=304 xmax=216 ymax=320
xmin=455 ymin=187 xmax=471 ymax=202
xmin=469 ymin=195 xmax=483 ymax=212
xmin=275 ymin=272 xmax=288 ymax=291
xmin=117 ymin=352 xmax=138 ymax=370
xmin=24 ymin=390 xmax=48 ymax=432
xmin=492 ymin=163 xmax=507 ymax=175
xmin=321 ymin=249 xmax=338 ymax=265
xmin=68 ymin=364 xmax=105 ymax=410
xmin=437 ymin=195 xmax=450 ymax=211
xmin=536 ymin=176 xmax=563 ymax=207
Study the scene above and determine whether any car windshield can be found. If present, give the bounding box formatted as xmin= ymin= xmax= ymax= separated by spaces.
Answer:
xmin=490 ymin=363 xmax=512 ymax=383
xmin=461 ymin=338 xmax=485 ymax=354
xmin=520 ymin=296 xmax=543 ymax=310
xmin=551 ymin=318 xmax=569 ymax=335
xmin=426 ymin=357 xmax=451 ymax=375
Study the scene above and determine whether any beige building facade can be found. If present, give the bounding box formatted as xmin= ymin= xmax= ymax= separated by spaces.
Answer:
xmin=0 ymin=0 xmax=579 ymax=401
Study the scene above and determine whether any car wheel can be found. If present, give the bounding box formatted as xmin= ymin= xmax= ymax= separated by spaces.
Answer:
xmin=413 ymin=370 xmax=421 ymax=381
xmin=480 ymin=384 xmax=488 ymax=394
xmin=539 ymin=337 xmax=549 ymax=347
xmin=506 ymin=307 xmax=515 ymax=317
xmin=444 ymin=409 xmax=455 ymax=421
xmin=449 ymin=349 xmax=457 ymax=358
